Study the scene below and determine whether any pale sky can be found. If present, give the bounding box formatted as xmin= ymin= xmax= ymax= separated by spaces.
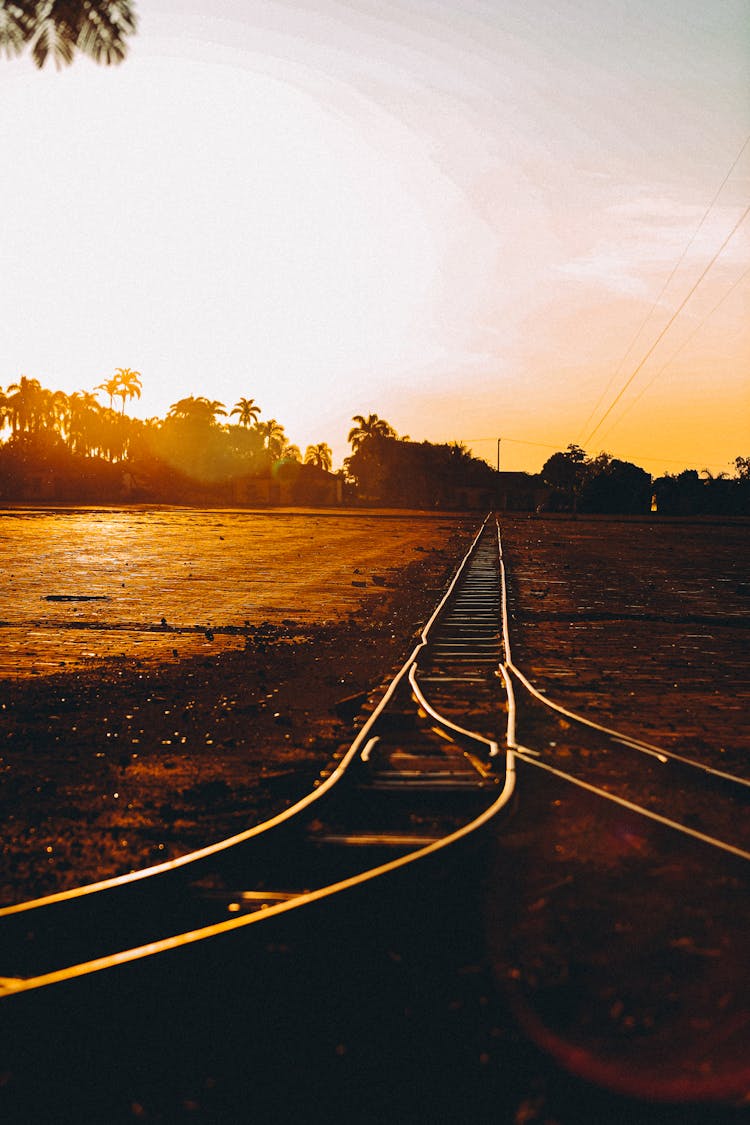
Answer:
xmin=1 ymin=0 xmax=748 ymax=475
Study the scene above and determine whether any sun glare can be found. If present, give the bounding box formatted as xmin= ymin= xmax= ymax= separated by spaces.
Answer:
xmin=0 ymin=2 xmax=747 ymax=472
xmin=0 ymin=48 xmax=444 ymax=444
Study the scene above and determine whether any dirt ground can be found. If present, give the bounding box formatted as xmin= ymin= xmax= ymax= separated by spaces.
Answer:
xmin=499 ymin=514 xmax=750 ymax=775
xmin=0 ymin=506 xmax=478 ymax=676
xmin=1 ymin=509 xmax=749 ymax=1122
xmin=491 ymin=514 xmax=750 ymax=1110
xmin=0 ymin=508 xmax=476 ymax=902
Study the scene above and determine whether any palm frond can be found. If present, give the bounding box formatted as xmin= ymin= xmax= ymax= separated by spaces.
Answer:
xmin=0 ymin=1 xmax=137 ymax=68
xmin=31 ymin=13 xmax=75 ymax=68
xmin=0 ymin=3 xmax=35 ymax=58
xmin=75 ymin=0 xmax=137 ymax=66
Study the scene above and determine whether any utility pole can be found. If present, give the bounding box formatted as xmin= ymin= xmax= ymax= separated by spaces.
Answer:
xmin=496 ymin=437 xmax=501 ymax=473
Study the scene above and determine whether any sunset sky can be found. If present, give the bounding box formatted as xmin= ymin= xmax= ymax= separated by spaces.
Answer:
xmin=1 ymin=0 xmax=748 ymax=475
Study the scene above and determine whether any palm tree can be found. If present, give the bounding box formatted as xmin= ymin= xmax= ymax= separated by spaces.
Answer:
xmin=113 ymin=367 xmax=142 ymax=415
xmin=96 ymin=368 xmax=141 ymax=414
xmin=64 ymin=391 xmax=101 ymax=456
xmin=347 ymin=413 xmax=396 ymax=450
xmin=5 ymin=376 xmax=44 ymax=434
xmin=281 ymin=442 xmax=301 ymax=463
xmin=304 ymin=443 xmax=333 ymax=472
xmin=38 ymin=387 xmax=68 ymax=433
xmin=95 ymin=375 xmax=120 ymax=410
xmin=0 ymin=1 xmax=137 ymax=69
xmin=230 ymin=397 xmax=261 ymax=428
xmin=100 ymin=409 xmax=131 ymax=462
xmin=167 ymin=396 xmax=226 ymax=425
xmin=203 ymin=399 xmax=227 ymax=423
xmin=257 ymin=419 xmax=287 ymax=459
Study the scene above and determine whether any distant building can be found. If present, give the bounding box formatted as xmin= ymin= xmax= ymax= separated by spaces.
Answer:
xmin=231 ymin=464 xmax=341 ymax=507
xmin=444 ymin=485 xmax=496 ymax=510
xmin=496 ymin=471 xmax=550 ymax=511
xmin=23 ymin=471 xmax=57 ymax=500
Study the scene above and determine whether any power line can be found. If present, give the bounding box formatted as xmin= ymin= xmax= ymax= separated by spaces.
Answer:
xmin=461 ymin=436 xmax=733 ymax=471
xmin=462 ymin=436 xmax=561 ymax=450
xmin=578 ymin=132 xmax=750 ymax=442
xmin=613 ymin=452 xmax=734 ymax=468
xmin=598 ymin=264 xmax=750 ymax=444
xmin=583 ymin=201 xmax=750 ymax=446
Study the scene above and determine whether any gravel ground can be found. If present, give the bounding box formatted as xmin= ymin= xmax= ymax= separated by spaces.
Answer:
xmin=0 ymin=509 xmax=476 ymax=903
xmin=491 ymin=514 xmax=750 ymax=1112
xmin=1 ymin=510 xmax=748 ymax=1123
xmin=499 ymin=514 xmax=750 ymax=774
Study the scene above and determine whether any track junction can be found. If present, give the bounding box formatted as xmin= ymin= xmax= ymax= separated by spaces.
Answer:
xmin=0 ymin=514 xmax=747 ymax=1120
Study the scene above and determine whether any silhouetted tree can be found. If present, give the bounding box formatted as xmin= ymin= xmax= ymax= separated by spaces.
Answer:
xmin=652 ymin=463 xmax=750 ymax=516
xmin=257 ymin=419 xmax=287 ymax=459
xmin=540 ymin=444 xmax=588 ymax=510
xmin=652 ymin=470 xmax=702 ymax=515
xmin=0 ymin=0 xmax=137 ymax=68
xmin=347 ymin=413 xmax=396 ymax=450
xmin=304 ymin=443 xmax=332 ymax=471
xmin=578 ymin=455 xmax=651 ymax=514
xmin=280 ymin=441 xmax=301 ymax=463
xmin=96 ymin=375 xmax=119 ymax=410
xmin=167 ymin=396 xmax=226 ymax=425
xmin=734 ymin=457 xmax=750 ymax=515
xmin=5 ymin=376 xmax=45 ymax=434
xmin=63 ymin=391 xmax=101 ymax=456
xmin=111 ymin=367 xmax=141 ymax=414
xmin=230 ymin=397 xmax=261 ymax=428
xmin=225 ymin=419 xmax=264 ymax=470
xmin=345 ymin=435 xmax=495 ymax=507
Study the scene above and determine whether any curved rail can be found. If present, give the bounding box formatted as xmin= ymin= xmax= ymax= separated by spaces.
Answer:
xmin=408 ymin=665 xmax=499 ymax=757
xmin=0 ymin=516 xmax=516 ymax=997
xmin=0 ymin=516 xmax=492 ymax=922
xmin=494 ymin=516 xmax=750 ymax=1108
xmin=0 ymin=762 xmax=516 ymax=996
xmin=496 ymin=519 xmax=750 ymax=860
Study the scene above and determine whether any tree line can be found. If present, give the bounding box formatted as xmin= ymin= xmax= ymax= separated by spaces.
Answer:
xmin=539 ymin=444 xmax=750 ymax=517
xmin=0 ymin=373 xmax=333 ymax=504
xmin=345 ymin=415 xmax=496 ymax=508
xmin=0 ymin=374 xmax=747 ymax=512
xmin=0 ymin=373 xmax=499 ymax=508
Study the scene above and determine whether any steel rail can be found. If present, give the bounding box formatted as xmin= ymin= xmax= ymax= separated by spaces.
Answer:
xmin=0 ymin=762 xmax=516 ymax=997
xmin=407 ymin=664 xmax=499 ymax=757
xmin=338 ymin=512 xmax=494 ymax=761
xmin=0 ymin=516 xmax=493 ymax=922
xmin=408 ymin=518 xmax=506 ymax=755
xmin=496 ymin=519 xmax=750 ymax=858
xmin=511 ymin=746 xmax=750 ymax=862
xmin=496 ymin=520 xmax=749 ymax=785
xmin=508 ymin=660 xmax=750 ymax=787
xmin=0 ymin=515 xmax=517 ymax=996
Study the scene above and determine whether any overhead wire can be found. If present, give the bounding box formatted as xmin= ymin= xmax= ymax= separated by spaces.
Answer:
xmin=460 ymin=435 xmax=731 ymax=471
xmin=578 ymin=132 xmax=750 ymax=443
xmin=462 ymin=436 xmax=561 ymax=450
xmin=578 ymin=135 xmax=750 ymax=440
xmin=582 ymin=201 xmax=750 ymax=447
xmin=597 ymin=263 xmax=750 ymax=445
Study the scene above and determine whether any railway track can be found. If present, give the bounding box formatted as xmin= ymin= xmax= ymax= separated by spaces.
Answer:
xmin=1 ymin=516 xmax=745 ymax=995
xmin=489 ymin=520 xmax=750 ymax=1108
xmin=496 ymin=524 xmax=750 ymax=862
xmin=1 ymin=514 xmax=747 ymax=1120
xmin=0 ymin=517 xmax=514 ymax=999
